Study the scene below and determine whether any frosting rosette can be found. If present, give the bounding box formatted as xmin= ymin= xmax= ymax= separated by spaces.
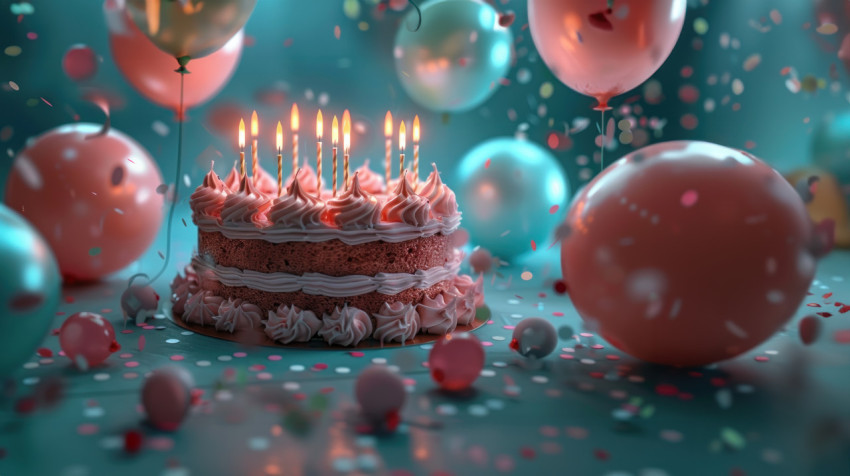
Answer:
xmin=284 ymin=161 xmax=318 ymax=196
xmin=170 ymin=267 xmax=200 ymax=315
xmin=381 ymin=171 xmax=431 ymax=226
xmin=323 ymin=173 xmax=381 ymax=230
xmin=319 ymin=304 xmax=373 ymax=347
xmin=263 ymin=304 xmax=321 ymax=344
xmin=373 ymin=301 xmax=420 ymax=344
xmin=417 ymin=292 xmax=458 ymax=335
xmin=354 ymin=159 xmax=385 ymax=195
xmin=224 ymin=165 xmax=240 ymax=192
xmin=221 ymin=175 xmax=272 ymax=227
xmin=191 ymin=166 xmax=230 ymax=220
xmin=214 ymin=298 xmax=263 ymax=333
xmin=453 ymin=274 xmax=484 ymax=309
xmin=252 ymin=164 xmax=279 ymax=196
xmin=183 ymin=290 xmax=224 ymax=327
xmin=419 ymin=163 xmax=458 ymax=219
xmin=269 ymin=171 xmax=326 ymax=229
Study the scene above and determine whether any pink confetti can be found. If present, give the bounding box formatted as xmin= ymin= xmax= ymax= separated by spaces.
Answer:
xmin=680 ymin=190 xmax=699 ymax=207
xmin=531 ymin=240 xmax=537 ymax=251
xmin=549 ymin=204 xmax=559 ymax=214
xmin=349 ymin=351 xmax=365 ymax=357
xmin=170 ymin=355 xmax=184 ymax=361
xmin=40 ymin=97 xmax=52 ymax=107
xmin=138 ymin=335 xmax=145 ymax=351
xmin=485 ymin=158 xmax=491 ymax=168
xmin=834 ymin=329 xmax=850 ymax=344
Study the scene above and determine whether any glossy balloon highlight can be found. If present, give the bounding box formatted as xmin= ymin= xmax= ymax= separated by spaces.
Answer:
xmin=0 ymin=204 xmax=61 ymax=378
xmin=561 ymin=141 xmax=821 ymax=367
xmin=456 ymin=137 xmax=569 ymax=259
xmin=394 ymin=0 xmax=513 ymax=112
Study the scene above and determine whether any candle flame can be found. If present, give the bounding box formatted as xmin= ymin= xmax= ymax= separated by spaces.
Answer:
xmin=251 ymin=110 xmax=258 ymax=137
xmin=332 ymin=115 xmax=339 ymax=146
xmin=343 ymin=114 xmax=351 ymax=151
xmin=399 ymin=121 xmax=406 ymax=151
xmin=238 ymin=118 xmax=245 ymax=149
xmin=291 ymin=103 xmax=299 ymax=131
xmin=276 ymin=121 xmax=283 ymax=151
xmin=316 ymin=110 xmax=323 ymax=140
xmin=413 ymin=115 xmax=420 ymax=142
xmin=342 ymin=109 xmax=350 ymax=133
xmin=384 ymin=111 xmax=393 ymax=137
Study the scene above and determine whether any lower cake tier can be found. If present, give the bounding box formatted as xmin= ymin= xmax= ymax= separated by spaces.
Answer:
xmin=170 ymin=261 xmax=484 ymax=347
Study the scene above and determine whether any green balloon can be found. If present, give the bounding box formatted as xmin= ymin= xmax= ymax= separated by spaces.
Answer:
xmin=0 ymin=204 xmax=61 ymax=377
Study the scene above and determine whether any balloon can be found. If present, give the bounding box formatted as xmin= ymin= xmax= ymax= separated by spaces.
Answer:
xmin=428 ymin=332 xmax=485 ymax=391
xmin=561 ymin=141 xmax=821 ymax=367
xmin=121 ymin=284 xmax=160 ymax=326
xmin=4 ymin=123 xmax=164 ymax=281
xmin=142 ymin=365 xmax=195 ymax=431
xmin=124 ymin=0 xmax=256 ymax=59
xmin=812 ymin=112 xmax=850 ymax=187
xmin=355 ymin=365 xmax=406 ymax=429
xmin=510 ymin=317 xmax=557 ymax=359
xmin=394 ymin=0 xmax=513 ymax=112
xmin=0 ymin=205 xmax=61 ymax=378
xmin=106 ymin=2 xmax=244 ymax=113
xmin=59 ymin=312 xmax=120 ymax=369
xmin=455 ymin=137 xmax=569 ymax=259
xmin=527 ymin=0 xmax=686 ymax=110
xmin=469 ymin=247 xmax=494 ymax=274
xmin=62 ymin=44 xmax=98 ymax=82
xmin=785 ymin=167 xmax=850 ymax=248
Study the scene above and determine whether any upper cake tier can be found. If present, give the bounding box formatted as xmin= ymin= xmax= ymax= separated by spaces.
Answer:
xmin=190 ymin=161 xmax=460 ymax=245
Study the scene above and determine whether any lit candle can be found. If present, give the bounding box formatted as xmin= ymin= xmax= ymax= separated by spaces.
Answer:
xmin=384 ymin=111 xmax=392 ymax=192
xmin=399 ymin=120 xmax=406 ymax=178
xmin=316 ymin=109 xmax=323 ymax=194
xmin=332 ymin=115 xmax=339 ymax=197
xmin=413 ymin=115 xmax=420 ymax=182
xmin=238 ymin=118 xmax=246 ymax=177
xmin=343 ymin=109 xmax=351 ymax=188
xmin=251 ymin=110 xmax=259 ymax=179
xmin=276 ymin=121 xmax=283 ymax=196
xmin=290 ymin=104 xmax=299 ymax=177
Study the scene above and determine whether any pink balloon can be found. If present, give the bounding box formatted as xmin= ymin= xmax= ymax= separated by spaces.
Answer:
xmin=4 ymin=124 xmax=164 ymax=281
xmin=355 ymin=365 xmax=406 ymax=424
xmin=428 ymin=333 xmax=485 ymax=391
xmin=142 ymin=366 xmax=195 ymax=431
xmin=528 ymin=0 xmax=686 ymax=110
xmin=107 ymin=4 xmax=243 ymax=115
xmin=561 ymin=141 xmax=820 ymax=367
xmin=59 ymin=312 xmax=119 ymax=369
xmin=63 ymin=45 xmax=98 ymax=82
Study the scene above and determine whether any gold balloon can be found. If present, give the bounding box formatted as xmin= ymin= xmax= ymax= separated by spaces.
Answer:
xmin=785 ymin=167 xmax=850 ymax=248
xmin=125 ymin=0 xmax=256 ymax=60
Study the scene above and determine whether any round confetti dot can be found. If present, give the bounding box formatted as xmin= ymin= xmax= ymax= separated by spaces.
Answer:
xmin=217 ymin=355 xmax=232 ymax=362
xmin=196 ymin=360 xmax=211 ymax=367
xmin=731 ymin=78 xmax=744 ymax=95
xmin=290 ymin=364 xmax=305 ymax=372
xmin=693 ymin=18 xmax=709 ymax=35
xmin=93 ymin=373 xmax=110 ymax=381
xmin=539 ymin=82 xmax=554 ymax=99
xmin=680 ymin=189 xmax=699 ymax=207
xmin=4 ymin=45 xmax=22 ymax=57
xmin=335 ymin=367 xmax=351 ymax=374
xmin=680 ymin=114 xmax=699 ymax=130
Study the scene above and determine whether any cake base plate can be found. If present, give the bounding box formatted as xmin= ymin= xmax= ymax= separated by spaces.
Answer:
xmin=166 ymin=305 xmax=489 ymax=350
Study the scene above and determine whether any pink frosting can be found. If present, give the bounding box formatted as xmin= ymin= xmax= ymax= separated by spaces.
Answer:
xmin=373 ymin=301 xmax=420 ymax=344
xmin=355 ymin=159 xmax=385 ymax=195
xmin=215 ymin=298 xmax=264 ymax=333
xmin=453 ymin=274 xmax=484 ymax=309
xmin=447 ymin=275 xmax=484 ymax=326
xmin=381 ymin=172 xmax=431 ymax=226
xmin=263 ymin=304 xmax=321 ymax=344
xmin=220 ymin=175 xmax=272 ymax=227
xmin=170 ymin=267 xmax=199 ymax=315
xmin=284 ymin=162 xmax=318 ymax=196
xmin=319 ymin=304 xmax=373 ymax=347
xmin=417 ymin=292 xmax=458 ymax=335
xmin=252 ymin=163 xmax=279 ymax=196
xmin=183 ymin=290 xmax=224 ymax=327
xmin=224 ymin=166 xmax=240 ymax=192
xmin=323 ymin=173 xmax=381 ymax=230
xmin=190 ymin=167 xmax=230 ymax=219
xmin=387 ymin=173 xmax=417 ymax=196
xmin=269 ymin=171 xmax=326 ymax=229
xmin=419 ymin=163 xmax=458 ymax=219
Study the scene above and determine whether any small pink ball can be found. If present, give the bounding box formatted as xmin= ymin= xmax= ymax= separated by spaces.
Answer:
xmin=142 ymin=366 xmax=195 ymax=431
xmin=355 ymin=365 xmax=406 ymax=422
xmin=428 ymin=333 xmax=485 ymax=391
xmin=62 ymin=45 xmax=97 ymax=82
xmin=469 ymin=248 xmax=493 ymax=274
xmin=59 ymin=312 xmax=119 ymax=369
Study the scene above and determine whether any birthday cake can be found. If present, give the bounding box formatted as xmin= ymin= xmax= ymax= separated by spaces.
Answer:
xmin=170 ymin=160 xmax=483 ymax=347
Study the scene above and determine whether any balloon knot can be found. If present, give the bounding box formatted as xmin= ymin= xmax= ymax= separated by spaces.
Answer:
xmin=174 ymin=56 xmax=192 ymax=74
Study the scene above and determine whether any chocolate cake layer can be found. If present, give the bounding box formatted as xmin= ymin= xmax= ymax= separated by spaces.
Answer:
xmin=199 ymin=278 xmax=452 ymax=316
xmin=198 ymin=230 xmax=453 ymax=276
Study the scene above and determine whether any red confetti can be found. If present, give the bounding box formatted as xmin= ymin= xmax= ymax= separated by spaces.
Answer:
xmin=485 ymin=158 xmax=491 ymax=169
xmin=509 ymin=338 xmax=519 ymax=351
xmin=530 ymin=240 xmax=537 ymax=251
xmin=36 ymin=348 xmax=52 ymax=358
xmin=334 ymin=25 xmax=341 ymax=39
xmin=40 ymin=97 xmax=52 ymax=107
xmin=834 ymin=329 xmax=850 ymax=344
xmin=806 ymin=303 xmax=821 ymax=307
xmin=799 ymin=315 xmax=821 ymax=345
xmin=817 ymin=312 xmax=833 ymax=318
xmin=553 ymin=280 xmax=568 ymax=295
xmin=124 ymin=430 xmax=144 ymax=454
xmin=823 ymin=292 xmax=833 ymax=299
xmin=655 ymin=384 xmax=679 ymax=396
xmin=520 ymin=446 xmax=536 ymax=459
xmin=313 ymin=363 xmax=328 ymax=371
xmin=593 ymin=448 xmax=610 ymax=461
xmin=549 ymin=204 xmax=559 ymax=214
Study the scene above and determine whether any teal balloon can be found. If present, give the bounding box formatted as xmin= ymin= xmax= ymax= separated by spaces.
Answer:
xmin=812 ymin=112 xmax=850 ymax=186
xmin=0 ymin=204 xmax=61 ymax=377
xmin=455 ymin=138 xmax=569 ymax=259
xmin=394 ymin=0 xmax=513 ymax=113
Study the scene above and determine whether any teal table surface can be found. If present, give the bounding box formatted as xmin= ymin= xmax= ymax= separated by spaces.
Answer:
xmin=2 ymin=245 xmax=850 ymax=476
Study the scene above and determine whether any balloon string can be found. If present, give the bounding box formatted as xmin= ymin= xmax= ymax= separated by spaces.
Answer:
xmin=127 ymin=66 xmax=185 ymax=290
xmin=599 ymin=108 xmax=605 ymax=172
xmin=407 ymin=0 xmax=422 ymax=32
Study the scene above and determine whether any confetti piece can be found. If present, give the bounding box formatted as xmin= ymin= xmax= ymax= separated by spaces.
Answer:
xmin=40 ymin=97 xmax=52 ymax=107
xmin=485 ymin=158 xmax=491 ymax=168
xmin=694 ymin=18 xmax=709 ymax=35
xmin=549 ymin=204 xmax=559 ymax=214
xmin=4 ymin=45 xmax=22 ymax=57
xmin=721 ymin=427 xmax=746 ymax=450
xmin=770 ymin=9 xmax=782 ymax=25
xmin=530 ymin=240 xmax=537 ymax=251
xmin=521 ymin=271 xmax=533 ymax=280
xmin=539 ymin=82 xmax=553 ymax=99
xmin=8 ymin=81 xmax=19 ymax=91
xmin=334 ymin=25 xmax=341 ymax=39
xmin=817 ymin=23 xmax=838 ymax=35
